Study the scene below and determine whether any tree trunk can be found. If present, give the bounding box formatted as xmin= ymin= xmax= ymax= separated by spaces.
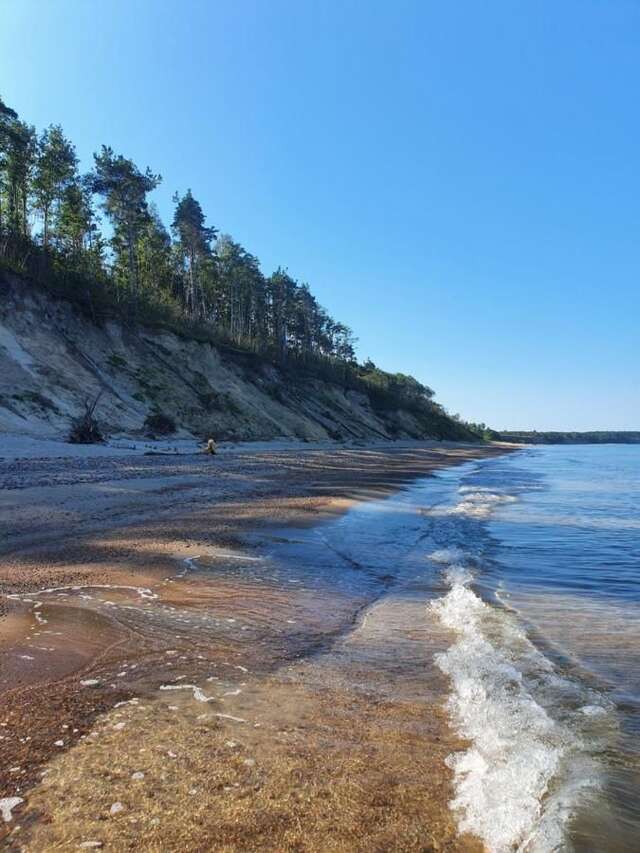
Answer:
xmin=188 ymin=247 xmax=195 ymax=317
xmin=128 ymin=225 xmax=137 ymax=296
xmin=43 ymin=203 xmax=49 ymax=250
xmin=22 ymin=185 xmax=28 ymax=237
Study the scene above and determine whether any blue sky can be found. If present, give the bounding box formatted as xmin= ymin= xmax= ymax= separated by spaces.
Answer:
xmin=1 ymin=0 xmax=638 ymax=430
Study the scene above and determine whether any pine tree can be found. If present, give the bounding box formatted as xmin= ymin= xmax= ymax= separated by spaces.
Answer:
xmin=215 ymin=235 xmax=264 ymax=342
xmin=56 ymin=178 xmax=97 ymax=257
xmin=171 ymin=190 xmax=216 ymax=318
xmin=32 ymin=125 xmax=78 ymax=249
xmin=0 ymin=95 xmax=19 ymax=236
xmin=267 ymin=268 xmax=298 ymax=360
xmin=91 ymin=146 xmax=160 ymax=295
xmin=3 ymin=119 xmax=36 ymax=238
xmin=137 ymin=204 xmax=174 ymax=297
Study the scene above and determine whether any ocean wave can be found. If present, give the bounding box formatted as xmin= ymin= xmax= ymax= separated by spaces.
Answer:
xmin=450 ymin=489 xmax=518 ymax=519
xmin=429 ymin=548 xmax=603 ymax=852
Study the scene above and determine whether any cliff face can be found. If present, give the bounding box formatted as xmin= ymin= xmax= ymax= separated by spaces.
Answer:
xmin=0 ymin=273 xmax=459 ymax=443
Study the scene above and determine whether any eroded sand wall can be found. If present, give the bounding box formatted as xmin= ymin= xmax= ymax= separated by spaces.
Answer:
xmin=0 ymin=273 xmax=444 ymax=443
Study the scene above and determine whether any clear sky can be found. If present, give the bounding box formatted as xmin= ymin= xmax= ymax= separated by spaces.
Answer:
xmin=1 ymin=0 xmax=639 ymax=430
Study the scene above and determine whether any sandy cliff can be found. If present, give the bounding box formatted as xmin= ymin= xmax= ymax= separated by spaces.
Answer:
xmin=0 ymin=273 xmax=461 ymax=443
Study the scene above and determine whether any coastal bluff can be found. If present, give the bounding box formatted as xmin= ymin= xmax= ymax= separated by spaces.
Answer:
xmin=0 ymin=272 xmax=474 ymax=444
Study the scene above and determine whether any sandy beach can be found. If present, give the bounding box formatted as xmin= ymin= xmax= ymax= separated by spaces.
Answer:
xmin=0 ymin=441 xmax=512 ymax=850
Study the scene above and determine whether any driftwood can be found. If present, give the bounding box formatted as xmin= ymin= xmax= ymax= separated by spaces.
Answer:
xmin=68 ymin=392 xmax=104 ymax=444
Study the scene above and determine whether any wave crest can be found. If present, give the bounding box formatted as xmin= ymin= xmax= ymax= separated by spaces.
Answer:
xmin=429 ymin=547 xmax=601 ymax=852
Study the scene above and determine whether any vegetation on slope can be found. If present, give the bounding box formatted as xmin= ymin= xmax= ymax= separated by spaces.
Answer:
xmin=0 ymin=94 xmax=480 ymax=441
xmin=492 ymin=431 xmax=640 ymax=444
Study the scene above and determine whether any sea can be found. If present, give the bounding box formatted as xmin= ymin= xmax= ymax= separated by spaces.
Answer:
xmin=424 ymin=444 xmax=640 ymax=852
xmin=5 ymin=443 xmax=636 ymax=849
xmin=221 ymin=443 xmax=640 ymax=851
xmin=258 ymin=443 xmax=640 ymax=852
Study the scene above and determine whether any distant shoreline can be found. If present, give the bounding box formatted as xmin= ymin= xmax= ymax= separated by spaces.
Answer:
xmin=492 ymin=430 xmax=640 ymax=444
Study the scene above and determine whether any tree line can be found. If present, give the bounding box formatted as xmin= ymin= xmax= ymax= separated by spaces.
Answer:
xmin=0 ymin=94 xmax=356 ymax=360
xmin=493 ymin=431 xmax=640 ymax=444
xmin=0 ymin=93 xmax=481 ymax=439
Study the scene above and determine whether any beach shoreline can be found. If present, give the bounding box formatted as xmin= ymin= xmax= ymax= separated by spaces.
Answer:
xmin=0 ymin=440 xmax=514 ymax=849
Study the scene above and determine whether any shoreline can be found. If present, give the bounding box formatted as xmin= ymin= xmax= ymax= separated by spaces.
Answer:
xmin=0 ymin=441 xmax=515 ymax=849
xmin=0 ymin=433 xmax=519 ymax=463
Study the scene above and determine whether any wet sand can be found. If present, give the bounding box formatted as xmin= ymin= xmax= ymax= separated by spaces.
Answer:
xmin=0 ymin=442 xmax=512 ymax=850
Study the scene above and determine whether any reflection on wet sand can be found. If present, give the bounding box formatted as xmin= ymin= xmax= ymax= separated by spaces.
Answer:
xmin=10 ymin=547 xmax=479 ymax=852
xmin=0 ymin=442 xmax=511 ymax=848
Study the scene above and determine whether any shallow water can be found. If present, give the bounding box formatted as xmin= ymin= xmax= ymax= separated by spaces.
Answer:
xmin=251 ymin=446 xmax=640 ymax=851
xmin=412 ymin=445 xmax=639 ymax=852
xmin=463 ymin=445 xmax=640 ymax=852
xmin=4 ymin=445 xmax=637 ymax=851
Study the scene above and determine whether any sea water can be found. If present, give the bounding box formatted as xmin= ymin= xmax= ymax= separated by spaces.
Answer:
xmin=427 ymin=445 xmax=640 ymax=852
xmin=239 ymin=444 xmax=639 ymax=851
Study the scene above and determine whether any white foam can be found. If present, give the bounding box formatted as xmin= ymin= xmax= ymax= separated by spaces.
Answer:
xmin=579 ymin=704 xmax=607 ymax=717
xmin=430 ymin=547 xmax=467 ymax=565
xmin=429 ymin=551 xmax=598 ymax=852
xmin=159 ymin=684 xmax=214 ymax=703
xmin=212 ymin=552 xmax=264 ymax=562
xmin=450 ymin=490 xmax=517 ymax=519
xmin=9 ymin=583 xmax=158 ymax=601
xmin=0 ymin=797 xmax=23 ymax=822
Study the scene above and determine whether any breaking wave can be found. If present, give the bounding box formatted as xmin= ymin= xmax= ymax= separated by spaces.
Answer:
xmin=428 ymin=485 xmax=608 ymax=852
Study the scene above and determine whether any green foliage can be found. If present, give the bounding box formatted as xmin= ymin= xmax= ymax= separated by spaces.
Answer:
xmin=32 ymin=125 xmax=78 ymax=248
xmin=107 ymin=353 xmax=128 ymax=369
xmin=1 ymin=117 xmax=36 ymax=237
xmin=495 ymin=431 xmax=640 ymax=444
xmin=90 ymin=145 xmax=161 ymax=295
xmin=464 ymin=421 xmax=501 ymax=441
xmin=56 ymin=179 xmax=100 ymax=260
xmin=172 ymin=189 xmax=216 ymax=319
xmin=0 ymin=93 xmax=486 ymax=442
xmin=357 ymin=360 xmax=434 ymax=410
